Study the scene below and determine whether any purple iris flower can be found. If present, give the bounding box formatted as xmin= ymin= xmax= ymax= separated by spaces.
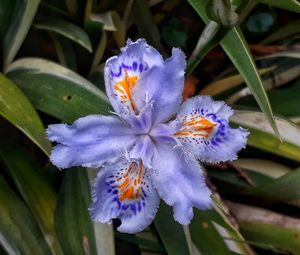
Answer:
xmin=47 ymin=39 xmax=248 ymax=233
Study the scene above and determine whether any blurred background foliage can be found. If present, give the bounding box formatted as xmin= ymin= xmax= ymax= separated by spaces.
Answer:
xmin=1 ymin=0 xmax=300 ymax=254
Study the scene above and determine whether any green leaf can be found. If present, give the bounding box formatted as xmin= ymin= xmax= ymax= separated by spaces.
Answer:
xmin=0 ymin=176 xmax=52 ymax=254
xmin=90 ymin=11 xmax=119 ymax=31
xmin=0 ymin=74 xmax=51 ymax=155
xmin=154 ymin=202 xmax=190 ymax=255
xmin=133 ymin=0 xmax=165 ymax=53
xmin=186 ymin=21 xmax=227 ymax=76
xmin=201 ymin=67 xmax=274 ymax=96
xmin=6 ymin=58 xmax=110 ymax=123
xmin=0 ymin=0 xmax=16 ymax=43
xmin=227 ymin=61 xmax=300 ymax=104
xmin=231 ymin=111 xmax=300 ymax=162
xmin=90 ymin=30 xmax=107 ymax=72
xmin=3 ymin=0 xmax=40 ymax=70
xmin=65 ymin=0 xmax=78 ymax=15
xmin=0 ymin=145 xmax=63 ymax=255
xmin=233 ymin=159 xmax=291 ymax=179
xmin=187 ymin=0 xmax=280 ymax=138
xmin=221 ymin=28 xmax=280 ymax=138
xmin=196 ymin=197 xmax=254 ymax=255
xmin=50 ymin=33 xmax=77 ymax=71
xmin=256 ymin=0 xmax=300 ymax=13
xmin=115 ymin=233 xmax=164 ymax=253
xmin=261 ymin=20 xmax=300 ymax=44
xmin=190 ymin=210 xmax=233 ymax=255
xmin=246 ymin=167 xmax=300 ymax=201
xmin=208 ymin=168 xmax=273 ymax=192
xmin=87 ymin=170 xmax=115 ymax=255
xmin=34 ymin=19 xmax=92 ymax=52
xmin=227 ymin=201 xmax=300 ymax=254
xmin=55 ymin=168 xmax=97 ymax=255
xmin=266 ymin=78 xmax=300 ymax=118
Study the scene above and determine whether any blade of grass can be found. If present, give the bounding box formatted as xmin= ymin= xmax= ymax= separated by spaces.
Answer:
xmin=231 ymin=111 xmax=300 ymax=162
xmin=34 ymin=19 xmax=92 ymax=52
xmin=6 ymin=58 xmax=110 ymax=123
xmin=187 ymin=0 xmax=280 ymax=138
xmin=3 ymin=0 xmax=40 ymax=70
xmin=0 ymin=145 xmax=63 ymax=255
xmin=0 ymin=74 xmax=51 ymax=155
xmin=256 ymin=0 xmax=300 ymax=13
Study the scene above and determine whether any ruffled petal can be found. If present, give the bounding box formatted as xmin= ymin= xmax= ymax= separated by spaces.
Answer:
xmin=104 ymin=39 xmax=163 ymax=115
xmin=151 ymin=143 xmax=211 ymax=225
xmin=90 ymin=159 xmax=160 ymax=233
xmin=133 ymin=48 xmax=186 ymax=124
xmin=175 ymin=96 xmax=249 ymax=163
xmin=47 ymin=115 xmax=137 ymax=168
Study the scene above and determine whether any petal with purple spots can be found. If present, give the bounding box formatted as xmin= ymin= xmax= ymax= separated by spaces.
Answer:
xmin=104 ymin=39 xmax=163 ymax=115
xmin=90 ymin=158 xmax=160 ymax=233
xmin=175 ymin=96 xmax=249 ymax=163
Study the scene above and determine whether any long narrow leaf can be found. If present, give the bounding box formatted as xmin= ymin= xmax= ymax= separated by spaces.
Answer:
xmin=227 ymin=201 xmax=300 ymax=254
xmin=0 ymin=74 xmax=51 ymax=155
xmin=0 ymin=145 xmax=63 ymax=255
xmin=231 ymin=111 xmax=300 ymax=162
xmin=3 ymin=0 xmax=40 ymax=69
xmin=55 ymin=168 xmax=97 ymax=255
xmin=187 ymin=0 xmax=280 ymax=138
xmin=0 ymin=176 xmax=52 ymax=254
xmin=256 ymin=0 xmax=300 ymax=13
xmin=6 ymin=58 xmax=110 ymax=123
xmin=87 ymin=169 xmax=115 ymax=255
xmin=35 ymin=19 xmax=92 ymax=52
xmin=154 ymin=202 xmax=190 ymax=255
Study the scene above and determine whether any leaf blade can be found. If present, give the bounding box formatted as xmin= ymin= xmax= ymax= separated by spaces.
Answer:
xmin=231 ymin=110 xmax=300 ymax=162
xmin=221 ymin=28 xmax=280 ymax=138
xmin=7 ymin=57 xmax=110 ymax=123
xmin=0 ymin=74 xmax=51 ymax=155
xmin=3 ymin=0 xmax=40 ymax=69
xmin=55 ymin=169 xmax=97 ymax=255
xmin=0 ymin=145 xmax=63 ymax=255
xmin=154 ymin=202 xmax=190 ymax=255
xmin=0 ymin=176 xmax=52 ymax=255
xmin=187 ymin=0 xmax=280 ymax=138
xmin=34 ymin=19 xmax=92 ymax=52
xmin=257 ymin=0 xmax=300 ymax=13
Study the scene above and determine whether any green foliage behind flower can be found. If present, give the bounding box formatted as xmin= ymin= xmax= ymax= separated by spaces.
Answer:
xmin=1 ymin=0 xmax=300 ymax=254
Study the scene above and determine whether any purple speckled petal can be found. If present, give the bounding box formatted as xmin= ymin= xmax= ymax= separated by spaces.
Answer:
xmin=175 ymin=96 xmax=249 ymax=163
xmin=104 ymin=39 xmax=163 ymax=115
xmin=47 ymin=115 xmax=137 ymax=168
xmin=151 ymin=143 xmax=211 ymax=225
xmin=90 ymin=158 xmax=160 ymax=233
xmin=133 ymin=48 xmax=186 ymax=125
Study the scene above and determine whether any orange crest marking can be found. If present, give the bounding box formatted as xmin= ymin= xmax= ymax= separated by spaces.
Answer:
xmin=118 ymin=161 xmax=143 ymax=202
xmin=176 ymin=115 xmax=217 ymax=139
xmin=114 ymin=71 xmax=138 ymax=111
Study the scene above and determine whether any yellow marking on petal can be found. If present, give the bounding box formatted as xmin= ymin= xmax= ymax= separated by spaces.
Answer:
xmin=114 ymin=71 xmax=138 ymax=111
xmin=176 ymin=115 xmax=217 ymax=138
xmin=118 ymin=161 xmax=144 ymax=202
